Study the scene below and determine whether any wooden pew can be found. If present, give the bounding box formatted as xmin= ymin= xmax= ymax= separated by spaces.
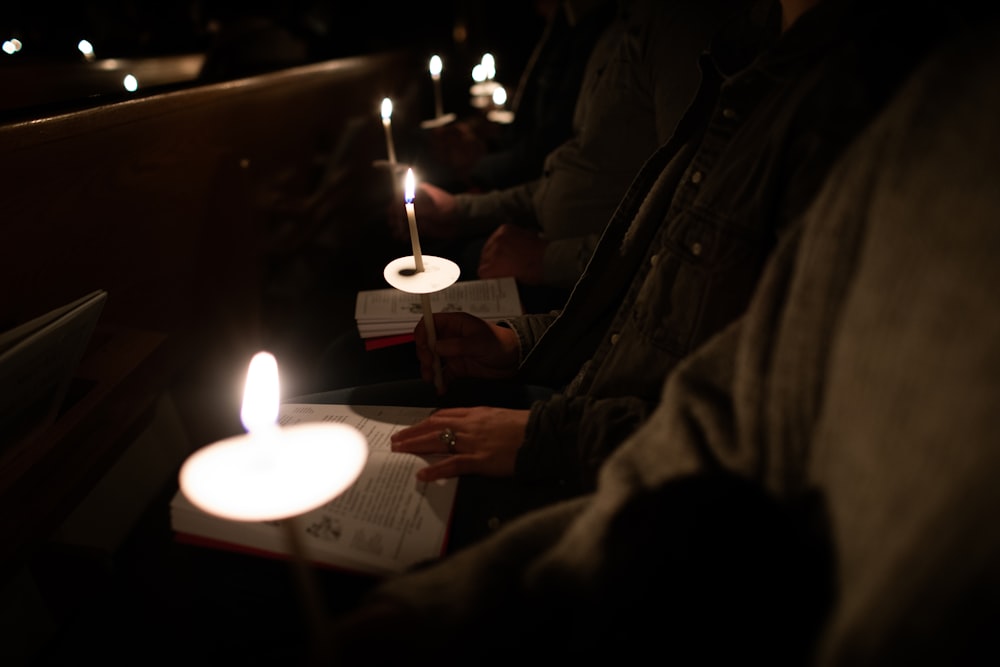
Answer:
xmin=0 ymin=49 xmax=423 ymax=586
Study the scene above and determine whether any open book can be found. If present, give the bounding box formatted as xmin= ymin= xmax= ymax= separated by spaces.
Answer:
xmin=0 ymin=289 xmax=107 ymax=452
xmin=355 ymin=276 xmax=523 ymax=347
xmin=170 ymin=403 xmax=456 ymax=578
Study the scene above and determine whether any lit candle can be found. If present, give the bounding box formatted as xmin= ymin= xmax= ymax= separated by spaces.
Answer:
xmin=404 ymin=168 xmax=424 ymax=272
xmin=492 ymin=85 xmax=507 ymax=108
xmin=381 ymin=97 xmax=397 ymax=164
xmin=403 ymin=168 xmax=444 ymax=392
xmin=486 ymin=85 xmax=515 ymax=124
xmin=470 ymin=53 xmax=500 ymax=108
xmin=178 ymin=351 xmax=368 ymax=523
xmin=481 ymin=53 xmax=496 ymax=83
xmin=429 ymin=54 xmax=444 ymax=119
xmin=178 ymin=351 xmax=367 ymax=657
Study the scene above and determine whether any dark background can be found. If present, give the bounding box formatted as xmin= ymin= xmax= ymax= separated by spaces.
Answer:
xmin=1 ymin=1 xmax=547 ymax=112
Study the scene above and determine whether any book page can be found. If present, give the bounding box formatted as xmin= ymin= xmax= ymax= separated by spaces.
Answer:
xmin=170 ymin=403 xmax=456 ymax=577
xmin=355 ymin=276 xmax=522 ymax=338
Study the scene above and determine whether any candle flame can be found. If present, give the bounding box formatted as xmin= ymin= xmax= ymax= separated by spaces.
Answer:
xmin=240 ymin=351 xmax=279 ymax=433
xmin=481 ymin=53 xmax=496 ymax=80
xmin=381 ymin=97 xmax=393 ymax=120
xmin=429 ymin=54 xmax=442 ymax=77
xmin=492 ymin=86 xmax=507 ymax=106
xmin=405 ymin=168 xmax=416 ymax=203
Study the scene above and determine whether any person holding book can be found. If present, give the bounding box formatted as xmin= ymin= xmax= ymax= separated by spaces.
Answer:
xmin=323 ymin=15 xmax=1000 ymax=662
xmin=363 ymin=0 xmax=955 ymax=549
xmin=395 ymin=0 xmax=746 ymax=312
xmin=312 ymin=0 xmax=752 ymax=391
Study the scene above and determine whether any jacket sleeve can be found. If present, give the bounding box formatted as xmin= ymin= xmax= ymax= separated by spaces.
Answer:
xmin=504 ymin=312 xmax=560 ymax=361
xmin=453 ymin=180 xmax=540 ymax=237
xmin=515 ymin=391 xmax=656 ymax=493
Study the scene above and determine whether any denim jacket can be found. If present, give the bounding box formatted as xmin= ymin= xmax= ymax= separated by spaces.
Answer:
xmin=509 ymin=0 xmax=942 ymax=492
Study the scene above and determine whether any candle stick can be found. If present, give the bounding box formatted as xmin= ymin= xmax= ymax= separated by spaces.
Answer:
xmin=429 ymin=54 xmax=444 ymax=119
xmin=421 ymin=292 xmax=445 ymax=391
xmin=381 ymin=97 xmax=397 ymax=164
xmin=403 ymin=168 xmax=443 ymax=392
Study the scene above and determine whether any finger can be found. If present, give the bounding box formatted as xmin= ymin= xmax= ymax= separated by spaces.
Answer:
xmin=391 ymin=434 xmax=448 ymax=455
xmin=390 ymin=420 xmax=442 ymax=446
xmin=391 ymin=413 xmax=469 ymax=449
xmin=416 ymin=456 xmax=469 ymax=482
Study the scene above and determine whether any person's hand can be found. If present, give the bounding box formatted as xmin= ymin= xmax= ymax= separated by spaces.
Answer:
xmin=390 ymin=406 xmax=530 ymax=481
xmin=477 ymin=223 xmax=547 ymax=285
xmin=414 ymin=312 xmax=520 ymax=390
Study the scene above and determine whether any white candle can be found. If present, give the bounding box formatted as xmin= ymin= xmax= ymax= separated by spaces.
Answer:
xmin=381 ymin=97 xmax=397 ymax=164
xmin=178 ymin=352 xmax=368 ymax=523
xmin=403 ymin=168 xmax=444 ymax=391
xmin=404 ymin=168 xmax=424 ymax=272
xmin=429 ymin=54 xmax=444 ymax=119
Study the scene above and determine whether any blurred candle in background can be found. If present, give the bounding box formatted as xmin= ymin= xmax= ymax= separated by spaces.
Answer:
xmin=429 ymin=54 xmax=444 ymax=118
xmin=381 ymin=97 xmax=397 ymax=164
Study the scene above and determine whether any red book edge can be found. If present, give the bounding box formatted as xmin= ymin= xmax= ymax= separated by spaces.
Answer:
xmin=363 ymin=333 xmax=415 ymax=351
xmin=173 ymin=486 xmax=457 ymax=576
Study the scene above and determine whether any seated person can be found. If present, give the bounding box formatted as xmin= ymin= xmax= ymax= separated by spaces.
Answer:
xmin=325 ymin=12 xmax=1000 ymax=663
xmin=313 ymin=0 xmax=947 ymax=552
xmin=420 ymin=0 xmax=617 ymax=193
xmin=397 ymin=0 xmax=739 ymax=312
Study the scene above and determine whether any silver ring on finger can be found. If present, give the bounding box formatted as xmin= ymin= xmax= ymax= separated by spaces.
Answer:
xmin=440 ymin=427 xmax=457 ymax=454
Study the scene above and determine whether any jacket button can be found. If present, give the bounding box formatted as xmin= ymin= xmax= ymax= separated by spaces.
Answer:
xmin=691 ymin=242 xmax=703 ymax=256
xmin=650 ymin=253 xmax=659 ymax=266
xmin=610 ymin=333 xmax=621 ymax=346
xmin=691 ymin=170 xmax=703 ymax=184
xmin=722 ymin=107 xmax=737 ymax=120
